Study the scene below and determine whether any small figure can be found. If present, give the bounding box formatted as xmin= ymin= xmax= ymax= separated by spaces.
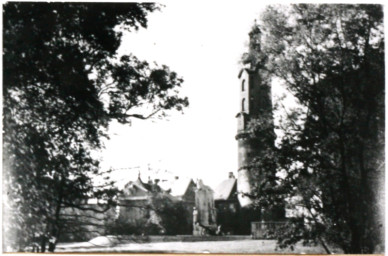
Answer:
xmin=216 ymin=225 xmax=223 ymax=236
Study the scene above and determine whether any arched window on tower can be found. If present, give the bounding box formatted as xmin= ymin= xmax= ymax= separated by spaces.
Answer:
xmin=242 ymin=80 xmax=245 ymax=91
xmin=242 ymin=98 xmax=246 ymax=112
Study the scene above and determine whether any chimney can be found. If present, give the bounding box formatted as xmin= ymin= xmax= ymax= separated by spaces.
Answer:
xmin=228 ymin=172 xmax=235 ymax=179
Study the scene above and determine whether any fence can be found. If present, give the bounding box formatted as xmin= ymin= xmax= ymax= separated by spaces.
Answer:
xmin=251 ymin=221 xmax=288 ymax=239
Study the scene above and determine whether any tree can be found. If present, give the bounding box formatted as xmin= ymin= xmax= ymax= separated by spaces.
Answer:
xmin=148 ymin=194 xmax=191 ymax=235
xmin=3 ymin=3 xmax=188 ymax=252
xmin=248 ymin=4 xmax=384 ymax=253
xmin=107 ymin=192 xmax=190 ymax=236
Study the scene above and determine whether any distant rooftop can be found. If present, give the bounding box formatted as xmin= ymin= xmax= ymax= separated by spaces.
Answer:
xmin=159 ymin=176 xmax=195 ymax=198
xmin=214 ymin=172 xmax=237 ymax=201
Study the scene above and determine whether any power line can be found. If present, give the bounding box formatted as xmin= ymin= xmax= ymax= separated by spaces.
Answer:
xmin=109 ymin=166 xmax=141 ymax=171
xmin=108 ymin=164 xmax=193 ymax=181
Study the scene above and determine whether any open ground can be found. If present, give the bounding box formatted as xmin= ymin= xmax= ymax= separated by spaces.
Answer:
xmin=56 ymin=236 xmax=342 ymax=254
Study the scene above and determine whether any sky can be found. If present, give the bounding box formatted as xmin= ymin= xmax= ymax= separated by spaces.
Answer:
xmin=97 ymin=2 xmax=284 ymax=189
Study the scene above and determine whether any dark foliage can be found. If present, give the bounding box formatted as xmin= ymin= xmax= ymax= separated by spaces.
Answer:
xmin=3 ymin=2 xmax=188 ymax=252
xmin=108 ymin=194 xmax=190 ymax=236
xmin=247 ymin=4 xmax=384 ymax=253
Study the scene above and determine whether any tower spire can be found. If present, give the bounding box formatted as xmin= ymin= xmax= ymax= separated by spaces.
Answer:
xmin=236 ymin=25 xmax=273 ymax=207
xmin=242 ymin=21 xmax=263 ymax=70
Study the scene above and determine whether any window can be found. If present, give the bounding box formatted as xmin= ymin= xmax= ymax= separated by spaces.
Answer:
xmin=242 ymin=80 xmax=245 ymax=91
xmin=242 ymin=98 xmax=246 ymax=111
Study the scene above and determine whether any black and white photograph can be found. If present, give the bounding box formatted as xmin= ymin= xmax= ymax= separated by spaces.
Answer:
xmin=2 ymin=1 xmax=385 ymax=254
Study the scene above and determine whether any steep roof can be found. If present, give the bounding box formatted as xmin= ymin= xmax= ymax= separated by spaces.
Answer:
xmin=133 ymin=177 xmax=152 ymax=191
xmin=159 ymin=177 xmax=195 ymax=198
xmin=171 ymin=178 xmax=194 ymax=197
xmin=214 ymin=178 xmax=237 ymax=200
xmin=121 ymin=176 xmax=155 ymax=199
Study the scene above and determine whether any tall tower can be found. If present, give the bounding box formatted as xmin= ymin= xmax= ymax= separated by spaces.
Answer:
xmin=236 ymin=24 xmax=273 ymax=207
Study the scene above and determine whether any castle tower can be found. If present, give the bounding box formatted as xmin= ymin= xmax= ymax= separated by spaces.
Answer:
xmin=236 ymin=24 xmax=274 ymax=207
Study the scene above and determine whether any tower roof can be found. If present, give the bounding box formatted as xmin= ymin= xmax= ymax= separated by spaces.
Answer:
xmin=249 ymin=21 xmax=261 ymax=37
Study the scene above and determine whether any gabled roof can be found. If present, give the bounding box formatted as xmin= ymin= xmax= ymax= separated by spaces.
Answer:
xmin=123 ymin=176 xmax=151 ymax=192
xmin=133 ymin=177 xmax=152 ymax=191
xmin=214 ymin=178 xmax=237 ymax=201
xmin=171 ymin=178 xmax=195 ymax=197
xmin=159 ymin=177 xmax=195 ymax=198
xmin=121 ymin=176 xmax=155 ymax=199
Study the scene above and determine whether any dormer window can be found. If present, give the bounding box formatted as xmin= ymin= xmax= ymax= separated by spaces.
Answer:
xmin=242 ymin=80 xmax=245 ymax=91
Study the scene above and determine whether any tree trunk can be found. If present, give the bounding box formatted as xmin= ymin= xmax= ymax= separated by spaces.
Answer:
xmin=40 ymin=235 xmax=46 ymax=253
xmin=349 ymin=226 xmax=362 ymax=253
xmin=48 ymin=175 xmax=65 ymax=252
xmin=48 ymin=239 xmax=56 ymax=252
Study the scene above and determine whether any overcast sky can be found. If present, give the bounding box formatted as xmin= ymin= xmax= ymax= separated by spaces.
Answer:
xmin=97 ymin=2 xmax=282 ymax=189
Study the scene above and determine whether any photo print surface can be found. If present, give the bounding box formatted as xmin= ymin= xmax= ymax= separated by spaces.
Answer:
xmin=2 ymin=2 xmax=384 ymax=254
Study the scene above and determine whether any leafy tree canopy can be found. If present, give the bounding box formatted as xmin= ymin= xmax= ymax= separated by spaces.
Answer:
xmin=3 ymin=2 xmax=188 ymax=252
xmin=248 ymin=4 xmax=384 ymax=254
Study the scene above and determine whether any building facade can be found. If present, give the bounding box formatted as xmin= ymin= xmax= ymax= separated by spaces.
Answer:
xmin=214 ymin=172 xmax=240 ymax=234
xmin=193 ymin=180 xmax=217 ymax=235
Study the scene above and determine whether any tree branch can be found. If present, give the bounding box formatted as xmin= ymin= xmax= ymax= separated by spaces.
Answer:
xmin=124 ymin=108 xmax=161 ymax=120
